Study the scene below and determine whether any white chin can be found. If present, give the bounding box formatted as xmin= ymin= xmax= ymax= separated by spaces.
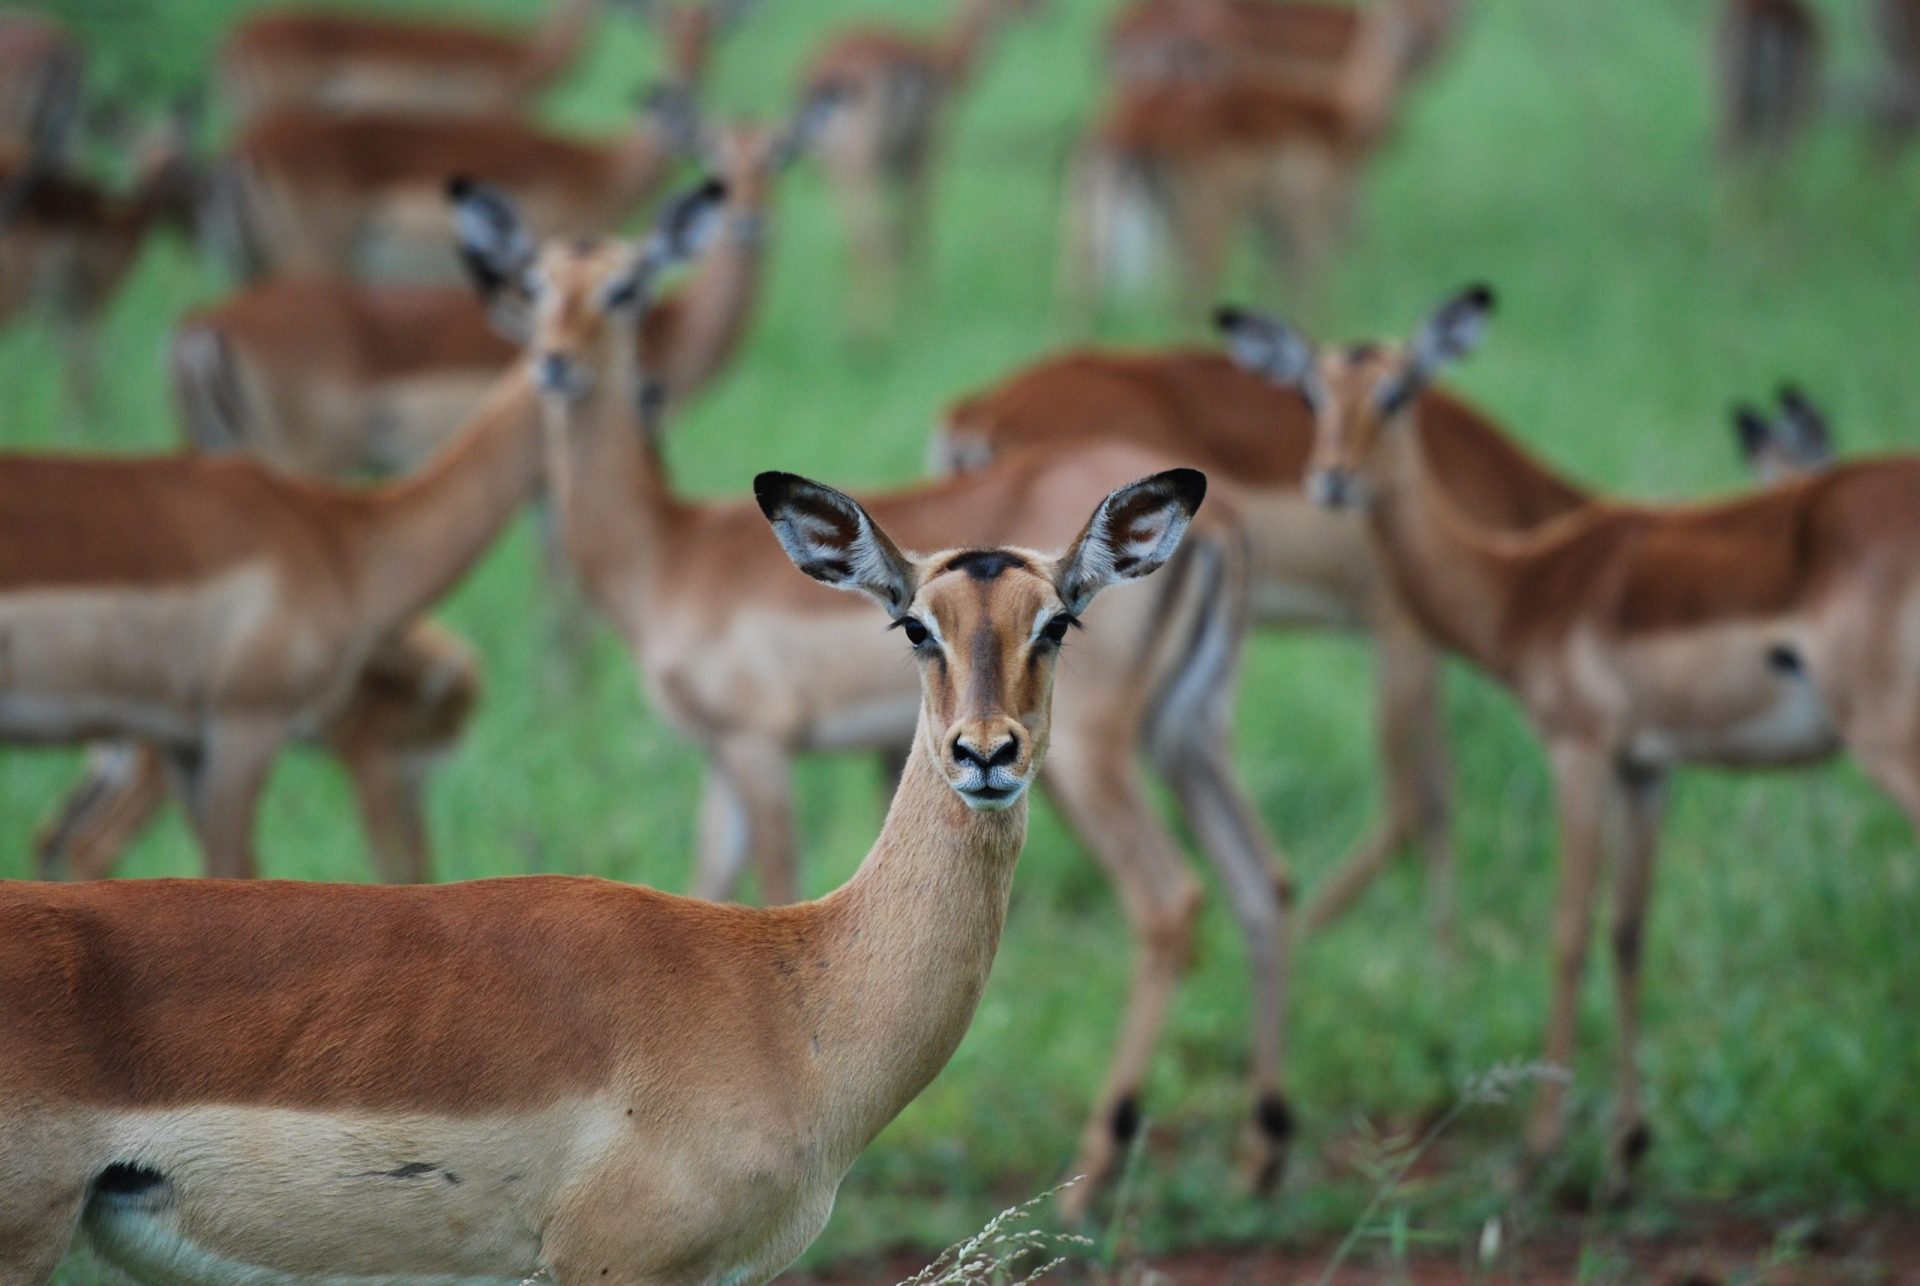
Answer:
xmin=957 ymin=783 xmax=1026 ymax=811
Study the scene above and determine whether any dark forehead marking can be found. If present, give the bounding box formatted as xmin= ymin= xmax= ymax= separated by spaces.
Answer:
xmin=939 ymin=549 xmax=1032 ymax=581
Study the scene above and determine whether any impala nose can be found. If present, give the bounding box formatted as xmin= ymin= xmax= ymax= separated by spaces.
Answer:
xmin=536 ymin=353 xmax=587 ymax=397
xmin=952 ymin=734 xmax=1020 ymax=773
xmin=945 ymin=727 xmax=1028 ymax=810
xmin=1307 ymin=467 xmax=1359 ymax=508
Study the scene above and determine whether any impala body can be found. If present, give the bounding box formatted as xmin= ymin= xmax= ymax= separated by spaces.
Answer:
xmin=182 ymin=97 xmax=827 ymax=477
xmin=1223 ymin=288 xmax=1920 ymax=1189
xmin=1107 ymin=0 xmax=1461 ymax=91
xmin=936 ymin=345 xmax=1588 ymax=932
xmin=450 ymin=183 xmax=1294 ymax=1213
xmin=0 ymin=457 xmax=1203 ymax=1284
xmin=221 ymin=108 xmax=676 ymax=280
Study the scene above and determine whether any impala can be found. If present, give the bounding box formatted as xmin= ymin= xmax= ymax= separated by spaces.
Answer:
xmin=218 ymin=0 xmax=755 ymax=120
xmin=0 ymin=9 xmax=80 ymax=155
xmin=1734 ymin=384 xmax=1832 ymax=483
xmin=1107 ymin=0 xmax=1461 ymax=92
xmin=1066 ymin=27 xmax=1404 ymax=319
xmin=933 ymin=342 xmax=1588 ymax=934
xmin=0 ymin=464 xmax=1201 ymax=1286
xmin=0 ymin=179 xmax=716 ymax=880
xmin=800 ymin=0 xmax=1037 ymax=332
xmin=1715 ymin=0 xmax=1821 ymax=162
xmin=457 ymin=185 xmax=1297 ymax=1214
xmin=1221 ymin=286 xmax=1920 ymax=1189
xmin=34 ymin=617 xmax=479 ymax=885
xmin=181 ymin=89 xmax=832 ymax=476
xmin=218 ymin=89 xmax=690 ymax=280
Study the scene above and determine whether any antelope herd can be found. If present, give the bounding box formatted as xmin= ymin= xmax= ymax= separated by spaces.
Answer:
xmin=0 ymin=0 xmax=1910 ymax=1282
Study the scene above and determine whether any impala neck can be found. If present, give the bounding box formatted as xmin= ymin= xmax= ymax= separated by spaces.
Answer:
xmin=352 ymin=367 xmax=544 ymax=630
xmin=524 ymin=0 xmax=600 ymax=86
xmin=808 ymin=710 xmax=1026 ymax=1169
xmin=658 ymin=205 xmax=764 ymax=395
xmin=1367 ymin=419 xmax=1530 ymax=679
xmin=541 ymin=326 xmax=683 ymax=649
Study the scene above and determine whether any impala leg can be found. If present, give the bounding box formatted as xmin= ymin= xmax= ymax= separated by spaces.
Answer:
xmin=344 ymin=749 xmax=434 ymax=884
xmin=1523 ymin=739 xmax=1610 ymax=1174
xmin=692 ymin=737 xmax=797 ymax=905
xmin=828 ymin=160 xmax=897 ymax=338
xmin=1604 ymin=763 xmax=1666 ymax=1199
xmin=1158 ymin=729 xmax=1296 ymax=1192
xmin=1168 ymin=182 xmax=1234 ymax=325
xmin=34 ymin=742 xmax=168 ymax=881
xmin=1042 ymin=742 xmax=1203 ymax=1222
xmin=172 ymin=720 xmax=285 ymax=880
xmin=1303 ymin=618 xmax=1453 ymax=940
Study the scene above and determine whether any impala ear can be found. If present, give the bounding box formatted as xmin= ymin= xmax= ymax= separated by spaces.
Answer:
xmin=449 ymin=176 xmax=536 ymax=340
xmin=642 ymin=81 xmax=708 ymax=160
xmin=1379 ymin=283 xmax=1494 ymax=415
xmin=1058 ymin=469 xmax=1207 ymax=613
xmin=1776 ymin=384 xmax=1834 ymax=470
xmin=600 ymin=177 xmax=728 ymax=312
xmin=1215 ymin=305 xmax=1317 ymax=389
xmin=1732 ymin=403 xmax=1774 ymax=468
xmin=755 ymin=472 xmax=916 ymax=614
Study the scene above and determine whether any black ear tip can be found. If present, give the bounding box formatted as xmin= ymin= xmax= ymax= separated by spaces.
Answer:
xmin=1777 ymin=382 xmax=1807 ymax=408
xmin=1163 ymin=467 xmax=1207 ymax=512
xmin=752 ymin=470 xmax=798 ymax=518
xmin=1211 ymin=304 xmax=1246 ymax=333
xmin=1463 ymin=283 xmax=1495 ymax=310
xmin=446 ymin=175 xmax=476 ymax=201
xmin=696 ymin=176 xmax=728 ymax=203
xmin=1733 ymin=404 xmax=1768 ymax=443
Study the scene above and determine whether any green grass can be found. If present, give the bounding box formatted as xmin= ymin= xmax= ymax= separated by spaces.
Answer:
xmin=13 ymin=0 xmax=1920 ymax=1278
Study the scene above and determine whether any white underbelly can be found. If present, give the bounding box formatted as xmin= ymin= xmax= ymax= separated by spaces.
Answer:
xmin=1633 ymin=677 xmax=1840 ymax=769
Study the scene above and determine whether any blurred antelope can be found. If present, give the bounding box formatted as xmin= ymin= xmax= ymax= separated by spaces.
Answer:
xmin=220 ymin=0 xmax=756 ymax=120
xmin=0 ymin=110 xmax=200 ymax=403
xmin=181 ymin=90 xmax=833 ymax=477
xmin=1222 ymin=286 xmax=1920 ymax=1192
xmin=0 ymin=9 xmax=81 ymax=155
xmin=0 ymin=466 xmax=1200 ymax=1286
xmin=1715 ymin=0 xmax=1821 ymax=162
xmin=36 ymin=619 xmax=478 ymax=884
xmin=1108 ymin=0 xmax=1462 ymax=91
xmin=1068 ymin=11 xmax=1405 ymax=318
xmin=1734 ymin=384 xmax=1833 ymax=483
xmin=218 ymin=90 xmax=688 ymax=280
xmin=800 ymin=0 xmax=1038 ymax=332
xmin=0 ymin=181 xmax=716 ymax=879
xmin=457 ymin=181 xmax=1299 ymax=1214
xmin=933 ymin=340 xmax=1589 ymax=935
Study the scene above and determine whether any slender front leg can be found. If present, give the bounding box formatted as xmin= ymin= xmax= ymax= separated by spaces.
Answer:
xmin=1159 ymin=730 xmax=1296 ymax=1191
xmin=34 ymin=742 xmax=168 ymax=880
xmin=172 ymin=718 xmax=286 ymax=880
xmin=1606 ymin=762 xmax=1666 ymax=1197
xmin=1524 ymin=738 xmax=1611 ymax=1170
xmin=692 ymin=736 xmax=797 ymax=905
xmin=345 ymin=749 xmax=434 ymax=883
xmin=1041 ymin=742 xmax=1203 ymax=1223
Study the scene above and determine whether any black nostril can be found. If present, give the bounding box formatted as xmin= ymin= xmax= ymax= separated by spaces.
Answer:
xmin=954 ymin=736 xmax=1019 ymax=771
xmin=986 ymin=737 xmax=1020 ymax=768
xmin=952 ymin=741 xmax=986 ymax=770
xmin=538 ymin=354 xmax=570 ymax=387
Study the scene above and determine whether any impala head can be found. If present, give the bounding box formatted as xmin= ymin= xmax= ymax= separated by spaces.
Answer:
xmin=1215 ymin=284 xmax=1495 ymax=509
xmin=1734 ymin=384 xmax=1834 ymax=484
xmin=756 ymin=469 xmax=1206 ymax=811
xmin=647 ymin=82 xmax=843 ymax=210
xmin=450 ymin=176 xmax=727 ymax=399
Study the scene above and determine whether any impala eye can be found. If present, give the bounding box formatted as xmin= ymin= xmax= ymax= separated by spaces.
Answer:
xmin=1039 ymin=614 xmax=1077 ymax=647
xmin=896 ymin=617 xmax=931 ymax=649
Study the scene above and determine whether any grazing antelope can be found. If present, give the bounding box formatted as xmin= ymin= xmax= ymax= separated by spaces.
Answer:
xmin=1715 ymin=0 xmax=1821 ymax=162
xmin=1220 ymin=286 xmax=1920 ymax=1189
xmin=179 ymin=91 xmax=830 ymax=478
xmin=934 ymin=344 xmax=1588 ymax=935
xmin=0 ymin=9 xmax=81 ymax=155
xmin=218 ymin=90 xmax=687 ymax=280
xmin=220 ymin=0 xmax=756 ymax=121
xmin=1734 ymin=384 xmax=1833 ymax=484
xmin=457 ymin=183 xmax=1298 ymax=1214
xmin=800 ymin=0 xmax=1038 ymax=333
xmin=0 ymin=466 xmax=1201 ymax=1286
xmin=1067 ymin=25 xmax=1403 ymax=320
xmin=35 ymin=618 xmax=479 ymax=885
xmin=0 ymin=180 xmax=713 ymax=881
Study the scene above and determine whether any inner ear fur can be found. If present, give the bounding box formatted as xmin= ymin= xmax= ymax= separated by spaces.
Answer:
xmin=1059 ymin=468 xmax=1207 ymax=613
xmin=754 ymin=471 xmax=916 ymax=614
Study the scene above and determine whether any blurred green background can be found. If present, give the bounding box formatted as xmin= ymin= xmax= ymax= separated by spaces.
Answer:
xmin=8 ymin=0 xmax=1920 ymax=1277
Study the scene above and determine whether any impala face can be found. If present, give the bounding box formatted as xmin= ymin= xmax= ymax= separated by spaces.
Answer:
xmin=1215 ymin=285 xmax=1496 ymax=509
xmin=756 ymin=468 xmax=1206 ymax=811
